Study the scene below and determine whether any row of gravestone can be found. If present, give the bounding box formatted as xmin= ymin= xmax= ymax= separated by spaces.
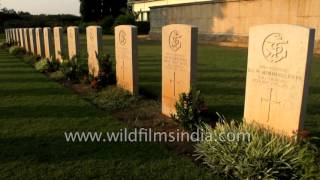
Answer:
xmin=4 ymin=25 xmax=139 ymax=98
xmin=5 ymin=24 xmax=316 ymax=137
xmin=5 ymin=27 xmax=79 ymax=61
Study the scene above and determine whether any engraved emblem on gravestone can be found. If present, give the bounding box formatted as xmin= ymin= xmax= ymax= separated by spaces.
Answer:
xmin=119 ymin=30 xmax=127 ymax=46
xmin=262 ymin=33 xmax=288 ymax=63
xmin=169 ymin=30 xmax=182 ymax=52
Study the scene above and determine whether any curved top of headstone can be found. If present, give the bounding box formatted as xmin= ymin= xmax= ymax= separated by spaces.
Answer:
xmin=115 ymin=25 xmax=137 ymax=29
xmin=162 ymin=24 xmax=197 ymax=30
xmin=250 ymin=24 xmax=315 ymax=33
xmin=86 ymin=26 xmax=102 ymax=30
xmin=67 ymin=26 xmax=79 ymax=29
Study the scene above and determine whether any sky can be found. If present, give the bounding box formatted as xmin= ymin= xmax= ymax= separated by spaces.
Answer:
xmin=1 ymin=0 xmax=80 ymax=16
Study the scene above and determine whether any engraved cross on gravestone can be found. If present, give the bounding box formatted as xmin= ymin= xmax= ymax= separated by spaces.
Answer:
xmin=169 ymin=72 xmax=183 ymax=97
xmin=261 ymin=88 xmax=281 ymax=123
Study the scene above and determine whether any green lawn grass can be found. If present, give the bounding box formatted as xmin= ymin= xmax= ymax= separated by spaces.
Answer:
xmin=1 ymin=33 xmax=319 ymax=178
xmin=0 ymin=49 xmax=218 ymax=179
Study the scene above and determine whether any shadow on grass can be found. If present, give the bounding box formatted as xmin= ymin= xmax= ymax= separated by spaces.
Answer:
xmin=0 ymin=136 xmax=172 ymax=164
xmin=0 ymin=88 xmax=71 ymax=97
xmin=198 ymin=76 xmax=245 ymax=82
xmin=207 ymin=104 xmax=244 ymax=120
xmin=139 ymin=85 xmax=161 ymax=100
xmin=309 ymin=86 xmax=320 ymax=94
xmin=0 ymin=105 xmax=98 ymax=119
xmin=0 ymin=64 xmax=34 ymax=68
xmin=198 ymin=85 xmax=244 ymax=96
xmin=198 ymin=68 xmax=246 ymax=73
xmin=0 ymin=78 xmax=49 ymax=83
xmin=0 ymin=70 xmax=36 ymax=75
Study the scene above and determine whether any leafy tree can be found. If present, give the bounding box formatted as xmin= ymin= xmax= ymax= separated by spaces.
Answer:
xmin=0 ymin=8 xmax=80 ymax=33
xmin=80 ymin=0 xmax=98 ymax=22
xmin=79 ymin=0 xmax=127 ymax=22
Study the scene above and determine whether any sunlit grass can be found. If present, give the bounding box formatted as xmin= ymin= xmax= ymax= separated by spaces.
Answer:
xmin=0 ymin=49 xmax=218 ymax=179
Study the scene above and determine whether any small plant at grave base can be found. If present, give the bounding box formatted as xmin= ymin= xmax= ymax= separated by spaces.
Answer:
xmin=171 ymin=90 xmax=207 ymax=132
xmin=35 ymin=58 xmax=49 ymax=73
xmin=59 ymin=56 xmax=84 ymax=83
xmin=9 ymin=46 xmax=26 ymax=56
xmin=23 ymin=55 xmax=40 ymax=65
xmin=89 ymin=53 xmax=116 ymax=89
xmin=49 ymin=70 xmax=65 ymax=81
xmin=0 ymin=41 xmax=9 ymax=49
xmin=194 ymin=116 xmax=320 ymax=179
xmin=88 ymin=86 xmax=139 ymax=112
xmin=47 ymin=58 xmax=60 ymax=72
xmin=89 ymin=74 xmax=99 ymax=89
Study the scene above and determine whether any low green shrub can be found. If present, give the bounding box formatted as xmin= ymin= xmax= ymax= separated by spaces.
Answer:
xmin=89 ymin=53 xmax=115 ymax=89
xmin=78 ymin=21 xmax=96 ymax=33
xmin=171 ymin=90 xmax=207 ymax=132
xmin=113 ymin=12 xmax=136 ymax=27
xmin=88 ymin=86 xmax=139 ymax=111
xmin=99 ymin=54 xmax=115 ymax=84
xmin=49 ymin=70 xmax=65 ymax=81
xmin=0 ymin=41 xmax=9 ymax=49
xmin=47 ymin=59 xmax=60 ymax=72
xmin=194 ymin=119 xmax=320 ymax=179
xmin=60 ymin=57 xmax=84 ymax=83
xmin=23 ymin=55 xmax=39 ymax=65
xmin=35 ymin=58 xmax=49 ymax=72
xmin=100 ymin=16 xmax=114 ymax=34
xmin=9 ymin=46 xmax=26 ymax=56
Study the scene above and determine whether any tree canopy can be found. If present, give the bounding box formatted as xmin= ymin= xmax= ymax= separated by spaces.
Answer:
xmin=0 ymin=8 xmax=80 ymax=32
xmin=79 ymin=0 xmax=127 ymax=22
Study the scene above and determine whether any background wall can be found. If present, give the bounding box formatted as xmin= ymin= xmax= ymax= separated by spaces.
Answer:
xmin=149 ymin=0 xmax=320 ymax=53
xmin=132 ymin=0 xmax=212 ymax=21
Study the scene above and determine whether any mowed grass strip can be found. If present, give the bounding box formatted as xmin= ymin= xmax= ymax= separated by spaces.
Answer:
xmin=0 ymin=50 xmax=217 ymax=179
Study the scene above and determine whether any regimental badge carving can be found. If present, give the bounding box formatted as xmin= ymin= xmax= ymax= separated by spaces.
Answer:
xmin=169 ymin=30 xmax=182 ymax=52
xmin=119 ymin=30 xmax=127 ymax=46
xmin=262 ymin=33 xmax=288 ymax=63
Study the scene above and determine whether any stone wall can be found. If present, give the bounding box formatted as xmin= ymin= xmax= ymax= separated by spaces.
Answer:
xmin=150 ymin=0 xmax=320 ymax=53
